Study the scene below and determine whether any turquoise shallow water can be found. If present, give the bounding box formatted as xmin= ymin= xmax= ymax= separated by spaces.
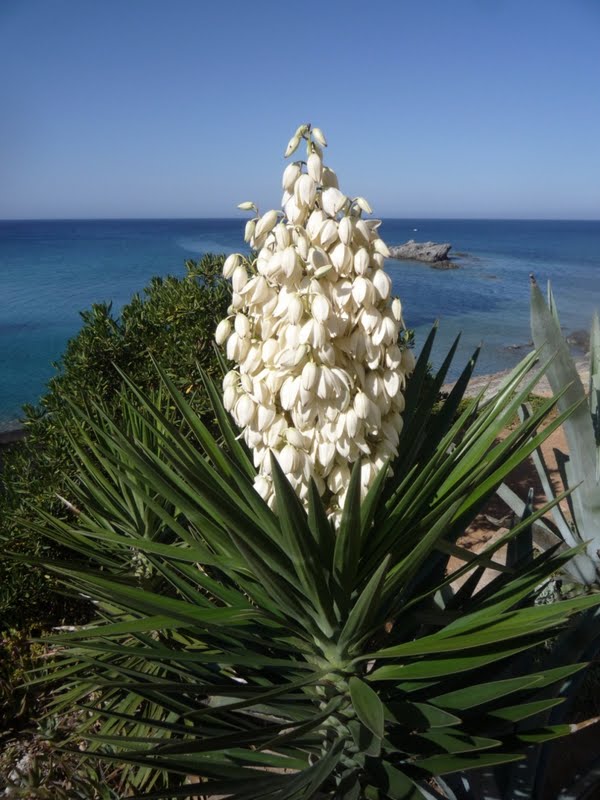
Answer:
xmin=1 ymin=218 xmax=599 ymax=429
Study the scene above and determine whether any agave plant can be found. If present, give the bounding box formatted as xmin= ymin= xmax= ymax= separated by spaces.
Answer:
xmin=18 ymin=332 xmax=600 ymax=800
xmin=498 ymin=277 xmax=600 ymax=586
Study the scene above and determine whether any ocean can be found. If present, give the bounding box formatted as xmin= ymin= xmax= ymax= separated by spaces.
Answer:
xmin=1 ymin=218 xmax=599 ymax=431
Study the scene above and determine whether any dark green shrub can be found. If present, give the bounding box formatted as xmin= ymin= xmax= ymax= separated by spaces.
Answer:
xmin=0 ymin=627 xmax=49 ymax=735
xmin=0 ymin=254 xmax=231 ymax=630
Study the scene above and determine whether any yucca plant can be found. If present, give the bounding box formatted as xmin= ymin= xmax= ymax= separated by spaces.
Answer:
xmin=18 ymin=330 xmax=600 ymax=800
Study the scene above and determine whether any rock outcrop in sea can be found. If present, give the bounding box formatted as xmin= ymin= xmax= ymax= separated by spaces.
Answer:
xmin=388 ymin=240 xmax=458 ymax=269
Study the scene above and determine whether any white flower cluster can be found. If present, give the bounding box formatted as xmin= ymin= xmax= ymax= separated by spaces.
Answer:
xmin=215 ymin=124 xmax=415 ymax=521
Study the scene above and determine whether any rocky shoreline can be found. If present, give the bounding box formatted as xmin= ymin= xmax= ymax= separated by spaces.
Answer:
xmin=0 ymin=426 xmax=25 ymax=448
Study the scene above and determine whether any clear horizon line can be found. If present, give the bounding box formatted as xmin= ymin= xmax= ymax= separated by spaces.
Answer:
xmin=1 ymin=215 xmax=600 ymax=223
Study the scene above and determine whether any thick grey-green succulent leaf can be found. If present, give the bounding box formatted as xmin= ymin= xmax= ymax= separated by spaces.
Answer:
xmin=530 ymin=275 xmax=600 ymax=582
xmin=590 ymin=310 xmax=600 ymax=481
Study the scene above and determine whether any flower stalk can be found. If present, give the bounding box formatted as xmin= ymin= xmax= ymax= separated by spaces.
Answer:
xmin=217 ymin=124 xmax=414 ymax=520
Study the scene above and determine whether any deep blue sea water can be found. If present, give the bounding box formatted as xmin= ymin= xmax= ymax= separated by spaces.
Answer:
xmin=1 ymin=218 xmax=599 ymax=430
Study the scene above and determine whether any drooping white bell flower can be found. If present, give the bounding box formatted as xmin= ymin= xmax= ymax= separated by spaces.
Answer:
xmin=215 ymin=124 xmax=414 ymax=523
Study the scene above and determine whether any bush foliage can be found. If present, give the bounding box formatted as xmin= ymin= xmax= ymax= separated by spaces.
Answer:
xmin=0 ymin=254 xmax=230 ymax=629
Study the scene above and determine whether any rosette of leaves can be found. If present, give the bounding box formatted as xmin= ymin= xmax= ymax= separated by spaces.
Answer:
xmin=22 ymin=331 xmax=600 ymax=799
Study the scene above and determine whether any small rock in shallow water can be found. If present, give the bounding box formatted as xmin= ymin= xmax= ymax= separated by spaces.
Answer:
xmin=430 ymin=259 xmax=459 ymax=270
xmin=566 ymin=329 xmax=590 ymax=351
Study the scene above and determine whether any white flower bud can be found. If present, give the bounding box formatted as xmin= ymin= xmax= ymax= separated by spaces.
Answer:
xmin=243 ymin=276 xmax=271 ymax=305
xmin=215 ymin=318 xmax=231 ymax=345
xmin=352 ymin=277 xmax=374 ymax=305
xmin=255 ymin=209 xmax=279 ymax=239
xmin=288 ymin=294 xmax=304 ymax=324
xmin=234 ymin=313 xmax=251 ymax=338
xmin=386 ymin=344 xmax=402 ymax=369
xmin=360 ymin=306 xmax=381 ymax=334
xmin=318 ymin=343 xmax=336 ymax=367
xmin=322 ymin=167 xmax=339 ymax=189
xmin=285 ymin=135 xmax=301 ymax=158
xmin=293 ymin=228 xmax=310 ymax=259
xmin=299 ymin=318 xmax=327 ymax=348
xmin=328 ymin=464 xmax=350 ymax=494
xmin=365 ymin=371 xmax=383 ymax=399
xmin=301 ymin=361 xmax=319 ymax=391
xmin=311 ymin=294 xmax=331 ymax=323
xmin=372 ymin=315 xmax=397 ymax=346
xmin=306 ymin=209 xmax=326 ymax=242
xmin=354 ymin=391 xmax=370 ymax=420
xmin=254 ymin=475 xmax=271 ymax=500
xmin=322 ymin=187 xmax=347 ymax=217
xmin=284 ymin=324 xmax=302 ymax=349
xmin=391 ymin=297 xmax=403 ymax=321
xmin=354 ymin=196 xmax=372 ymax=214
xmin=294 ymin=123 xmax=310 ymax=138
xmin=307 ymin=152 xmax=323 ymax=182
xmin=223 ymin=253 xmax=241 ymax=278
xmin=373 ymin=238 xmax=391 ymax=257
xmin=252 ymin=380 xmax=270 ymax=406
xmin=354 ymin=248 xmax=370 ymax=275
xmin=274 ymin=223 xmax=291 ymax=250
xmin=308 ymin=247 xmax=330 ymax=273
xmin=318 ymin=441 xmax=336 ymax=473
xmin=262 ymin=293 xmax=278 ymax=318
xmin=320 ymin=219 xmax=338 ymax=250
xmin=295 ymin=174 xmax=317 ymax=208
xmin=286 ymin=428 xmax=305 ymax=448
xmin=372 ymin=269 xmax=391 ymax=300
xmin=223 ymin=370 xmax=238 ymax=389
xmin=237 ymin=201 xmax=256 ymax=211
xmin=280 ymin=375 xmax=302 ymax=410
xmin=231 ymin=265 xmax=248 ymax=293
xmin=223 ymin=385 xmax=238 ymax=412
xmin=401 ymin=348 xmax=416 ymax=373
xmin=278 ymin=444 xmax=301 ymax=474
xmin=227 ymin=332 xmax=250 ymax=361
xmin=244 ymin=218 xmax=256 ymax=243
xmin=312 ymin=127 xmax=327 ymax=147
xmin=330 ymin=242 xmax=352 ymax=274
xmin=284 ymin=195 xmax=304 ymax=225
xmin=262 ymin=339 xmax=278 ymax=364
xmin=282 ymin=162 xmax=302 ymax=191
xmin=257 ymin=405 xmax=276 ymax=432
xmin=354 ymin=219 xmax=372 ymax=245
xmin=235 ymin=394 xmax=256 ymax=427
xmin=282 ymin=246 xmax=297 ymax=277
xmin=338 ymin=216 xmax=354 ymax=246
xmin=346 ymin=408 xmax=359 ymax=438
xmin=383 ymin=370 xmax=400 ymax=398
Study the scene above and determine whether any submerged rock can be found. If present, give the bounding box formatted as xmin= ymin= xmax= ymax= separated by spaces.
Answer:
xmin=566 ymin=329 xmax=590 ymax=352
xmin=431 ymin=259 xmax=459 ymax=270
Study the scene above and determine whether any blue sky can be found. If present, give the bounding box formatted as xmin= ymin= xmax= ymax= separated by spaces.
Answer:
xmin=1 ymin=0 xmax=599 ymax=219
